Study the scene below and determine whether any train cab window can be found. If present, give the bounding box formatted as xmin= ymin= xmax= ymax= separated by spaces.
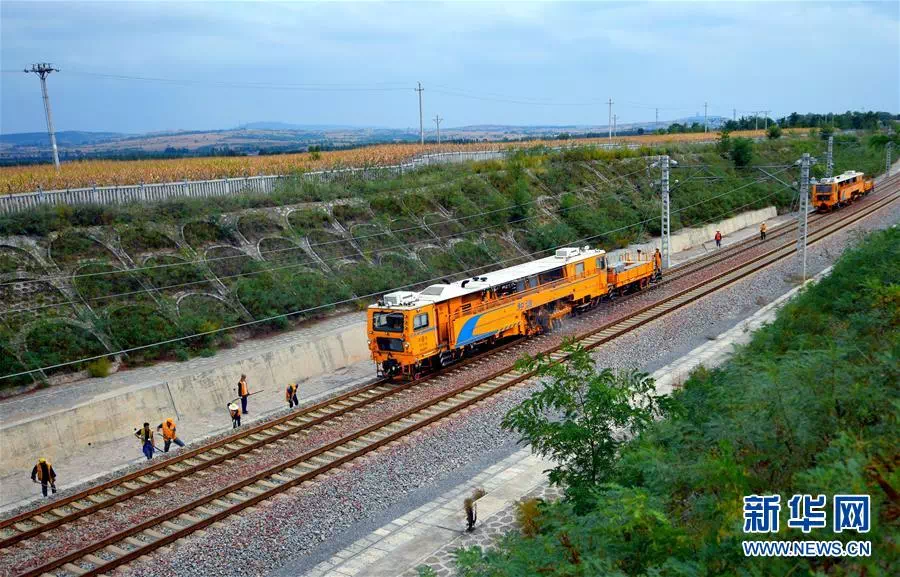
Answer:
xmin=373 ymin=312 xmax=404 ymax=332
xmin=596 ymin=257 xmax=606 ymax=270
xmin=528 ymin=276 xmax=538 ymax=289
xmin=538 ymin=267 xmax=564 ymax=285
xmin=574 ymin=262 xmax=585 ymax=276
xmin=413 ymin=313 xmax=429 ymax=330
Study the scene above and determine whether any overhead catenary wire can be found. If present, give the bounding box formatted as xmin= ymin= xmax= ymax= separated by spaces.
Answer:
xmin=0 ymin=168 xmax=795 ymax=381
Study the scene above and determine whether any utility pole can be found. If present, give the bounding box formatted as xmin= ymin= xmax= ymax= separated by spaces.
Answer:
xmin=660 ymin=155 xmax=671 ymax=269
xmin=797 ymin=153 xmax=811 ymax=282
xmin=607 ymin=98 xmax=613 ymax=142
xmin=764 ymin=110 xmax=770 ymax=130
xmin=655 ymin=107 xmax=659 ymax=132
xmin=613 ymin=114 xmax=617 ymax=138
xmin=24 ymin=63 xmax=61 ymax=170
xmin=433 ymin=115 xmax=443 ymax=145
xmin=887 ymin=142 xmax=893 ymax=177
xmin=826 ymin=135 xmax=834 ymax=178
xmin=733 ymin=108 xmax=736 ymax=122
xmin=415 ymin=82 xmax=424 ymax=145
xmin=754 ymin=112 xmax=759 ymax=131
xmin=704 ymin=102 xmax=708 ymax=133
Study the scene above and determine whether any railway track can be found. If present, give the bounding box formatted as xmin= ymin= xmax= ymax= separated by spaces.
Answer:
xmin=4 ymin=184 xmax=897 ymax=577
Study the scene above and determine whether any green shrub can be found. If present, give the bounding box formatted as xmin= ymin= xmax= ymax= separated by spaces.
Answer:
xmin=86 ymin=357 xmax=112 ymax=378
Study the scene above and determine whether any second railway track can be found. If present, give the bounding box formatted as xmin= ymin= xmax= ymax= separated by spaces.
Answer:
xmin=4 ymin=182 xmax=898 ymax=577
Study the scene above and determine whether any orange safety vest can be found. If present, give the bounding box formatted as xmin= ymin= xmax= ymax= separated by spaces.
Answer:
xmin=715 ymin=232 xmax=722 ymax=241
xmin=230 ymin=406 xmax=241 ymax=418
xmin=760 ymin=224 xmax=767 ymax=232
xmin=238 ymin=379 xmax=249 ymax=397
xmin=161 ymin=419 xmax=177 ymax=440
xmin=35 ymin=460 xmax=54 ymax=481
xmin=285 ymin=383 xmax=297 ymax=401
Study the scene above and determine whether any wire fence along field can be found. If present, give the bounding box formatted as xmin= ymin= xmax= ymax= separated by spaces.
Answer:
xmin=0 ymin=130 xmax=775 ymax=199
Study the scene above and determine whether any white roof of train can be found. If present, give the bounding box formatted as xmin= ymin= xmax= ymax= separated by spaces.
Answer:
xmin=816 ymin=170 xmax=864 ymax=184
xmin=372 ymin=246 xmax=606 ymax=310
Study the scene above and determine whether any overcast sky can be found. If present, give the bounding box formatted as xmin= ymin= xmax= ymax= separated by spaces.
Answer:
xmin=2 ymin=1 xmax=898 ymax=134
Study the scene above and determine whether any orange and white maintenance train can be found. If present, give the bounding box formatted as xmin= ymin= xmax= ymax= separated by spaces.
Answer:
xmin=812 ymin=171 xmax=874 ymax=213
xmin=367 ymin=246 xmax=662 ymax=379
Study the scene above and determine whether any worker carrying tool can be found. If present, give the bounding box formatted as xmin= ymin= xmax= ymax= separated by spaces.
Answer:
xmin=156 ymin=418 xmax=186 ymax=452
xmin=134 ymin=422 xmax=155 ymax=460
xmin=286 ymin=382 xmax=299 ymax=409
xmin=229 ymin=402 xmax=241 ymax=428
xmin=237 ymin=374 xmax=250 ymax=414
xmin=30 ymin=457 xmax=57 ymax=498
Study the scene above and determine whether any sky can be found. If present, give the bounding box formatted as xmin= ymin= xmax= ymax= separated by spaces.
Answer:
xmin=2 ymin=1 xmax=898 ymax=134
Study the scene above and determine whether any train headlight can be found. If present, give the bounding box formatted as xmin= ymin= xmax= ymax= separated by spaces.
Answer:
xmin=404 ymin=341 xmax=410 ymax=349
xmin=366 ymin=339 xmax=371 ymax=345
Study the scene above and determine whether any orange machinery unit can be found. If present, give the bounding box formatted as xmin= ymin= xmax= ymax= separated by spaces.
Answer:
xmin=812 ymin=171 xmax=874 ymax=212
xmin=366 ymin=246 xmax=662 ymax=378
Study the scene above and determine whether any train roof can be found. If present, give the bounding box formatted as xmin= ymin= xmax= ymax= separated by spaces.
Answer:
xmin=372 ymin=246 xmax=607 ymax=310
xmin=816 ymin=170 xmax=864 ymax=184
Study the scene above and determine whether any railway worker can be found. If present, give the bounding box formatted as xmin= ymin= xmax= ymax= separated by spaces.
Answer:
xmin=714 ymin=230 xmax=723 ymax=249
xmin=237 ymin=374 xmax=250 ymax=414
xmin=30 ymin=457 xmax=57 ymax=497
xmin=760 ymin=222 xmax=767 ymax=241
xmin=464 ymin=497 xmax=477 ymax=532
xmin=156 ymin=418 xmax=186 ymax=452
xmin=134 ymin=422 xmax=155 ymax=460
xmin=285 ymin=382 xmax=299 ymax=409
xmin=229 ymin=402 xmax=241 ymax=428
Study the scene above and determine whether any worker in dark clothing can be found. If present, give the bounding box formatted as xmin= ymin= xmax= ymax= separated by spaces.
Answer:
xmin=286 ymin=383 xmax=299 ymax=409
xmin=134 ymin=422 xmax=155 ymax=460
xmin=237 ymin=374 xmax=250 ymax=414
xmin=229 ymin=402 xmax=241 ymax=428
xmin=464 ymin=497 xmax=477 ymax=532
xmin=30 ymin=458 xmax=57 ymax=497
xmin=714 ymin=230 xmax=723 ymax=248
xmin=156 ymin=418 xmax=186 ymax=452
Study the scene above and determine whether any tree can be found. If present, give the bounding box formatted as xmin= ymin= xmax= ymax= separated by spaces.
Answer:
xmin=716 ymin=130 xmax=732 ymax=154
xmin=820 ymin=125 xmax=835 ymax=140
xmin=501 ymin=341 xmax=667 ymax=500
xmin=730 ymin=137 xmax=753 ymax=167
xmin=767 ymin=124 xmax=782 ymax=139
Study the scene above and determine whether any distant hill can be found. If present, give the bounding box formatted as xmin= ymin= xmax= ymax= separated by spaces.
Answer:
xmin=0 ymin=131 xmax=125 ymax=146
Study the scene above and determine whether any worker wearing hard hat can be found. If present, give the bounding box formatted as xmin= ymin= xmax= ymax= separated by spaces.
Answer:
xmin=156 ymin=418 xmax=186 ymax=452
xmin=31 ymin=458 xmax=57 ymax=498
xmin=229 ymin=402 xmax=241 ymax=428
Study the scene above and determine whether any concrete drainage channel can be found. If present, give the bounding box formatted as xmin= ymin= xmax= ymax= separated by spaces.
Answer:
xmin=7 ymin=184 xmax=898 ymax=577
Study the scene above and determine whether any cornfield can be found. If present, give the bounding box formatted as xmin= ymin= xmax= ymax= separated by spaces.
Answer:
xmin=0 ymin=130 xmax=776 ymax=194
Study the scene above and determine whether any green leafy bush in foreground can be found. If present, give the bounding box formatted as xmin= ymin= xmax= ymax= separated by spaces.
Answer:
xmin=453 ymin=227 xmax=899 ymax=576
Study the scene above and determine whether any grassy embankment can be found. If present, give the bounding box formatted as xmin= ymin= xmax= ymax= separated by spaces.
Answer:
xmin=0 ymin=133 xmax=888 ymax=388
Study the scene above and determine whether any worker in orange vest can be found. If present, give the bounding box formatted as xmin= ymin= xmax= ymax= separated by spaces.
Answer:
xmin=31 ymin=457 xmax=57 ymax=497
xmin=714 ymin=230 xmax=723 ymax=249
xmin=760 ymin=222 xmax=767 ymax=241
xmin=229 ymin=402 xmax=241 ymax=428
xmin=285 ymin=383 xmax=299 ymax=409
xmin=237 ymin=374 xmax=250 ymax=414
xmin=156 ymin=418 xmax=186 ymax=452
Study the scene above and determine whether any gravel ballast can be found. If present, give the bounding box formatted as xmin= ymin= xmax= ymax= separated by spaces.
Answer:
xmin=107 ymin=201 xmax=899 ymax=577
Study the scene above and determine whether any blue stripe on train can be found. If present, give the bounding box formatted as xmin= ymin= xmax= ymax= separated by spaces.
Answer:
xmin=455 ymin=314 xmax=497 ymax=348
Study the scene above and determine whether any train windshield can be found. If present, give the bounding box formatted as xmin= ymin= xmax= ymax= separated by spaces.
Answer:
xmin=373 ymin=312 xmax=404 ymax=332
xmin=815 ymin=185 xmax=833 ymax=194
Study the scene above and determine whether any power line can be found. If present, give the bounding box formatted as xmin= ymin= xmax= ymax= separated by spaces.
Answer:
xmin=0 ymin=173 xmax=795 ymax=382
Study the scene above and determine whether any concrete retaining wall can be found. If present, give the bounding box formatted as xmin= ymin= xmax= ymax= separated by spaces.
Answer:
xmin=0 ymin=321 xmax=368 ymax=471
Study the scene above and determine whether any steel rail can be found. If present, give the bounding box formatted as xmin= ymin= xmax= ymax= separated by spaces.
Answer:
xmin=15 ymin=185 xmax=898 ymax=577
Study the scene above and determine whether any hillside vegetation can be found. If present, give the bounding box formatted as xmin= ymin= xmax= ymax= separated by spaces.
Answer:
xmin=0 ymin=130 xmax=781 ymax=194
xmin=0 ymin=133 xmax=888 ymax=388
xmin=451 ymin=225 xmax=900 ymax=576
